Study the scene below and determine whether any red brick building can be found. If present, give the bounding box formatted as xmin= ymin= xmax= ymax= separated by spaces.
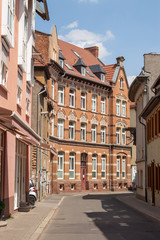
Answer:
xmin=35 ymin=31 xmax=131 ymax=193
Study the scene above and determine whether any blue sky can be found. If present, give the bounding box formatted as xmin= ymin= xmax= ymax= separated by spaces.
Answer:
xmin=36 ymin=0 xmax=160 ymax=84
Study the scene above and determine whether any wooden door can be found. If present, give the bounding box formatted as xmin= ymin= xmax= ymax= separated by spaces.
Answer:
xmin=81 ymin=167 xmax=86 ymax=190
xmin=151 ymin=161 xmax=155 ymax=205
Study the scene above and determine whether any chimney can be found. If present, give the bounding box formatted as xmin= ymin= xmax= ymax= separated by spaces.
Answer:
xmin=116 ymin=56 xmax=125 ymax=67
xmin=85 ymin=46 xmax=99 ymax=58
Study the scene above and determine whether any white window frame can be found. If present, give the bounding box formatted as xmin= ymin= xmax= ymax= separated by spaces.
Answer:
xmin=17 ymin=71 xmax=22 ymax=105
xmin=26 ymin=86 xmax=30 ymax=115
xmin=57 ymin=119 xmax=64 ymax=139
xmin=122 ymin=128 xmax=126 ymax=145
xmin=101 ymin=126 xmax=106 ymax=144
xmin=1 ymin=0 xmax=15 ymax=48
xmin=0 ymin=61 xmax=8 ymax=87
xmin=92 ymin=95 xmax=97 ymax=112
xmin=69 ymin=153 xmax=75 ymax=179
xmin=116 ymin=100 xmax=120 ymax=116
xmin=81 ymin=92 xmax=86 ymax=110
xmin=117 ymin=157 xmax=120 ymax=179
xmin=101 ymin=97 xmax=106 ymax=114
xmin=58 ymin=86 xmax=64 ymax=105
xmin=58 ymin=152 xmax=64 ymax=179
xmin=0 ymin=43 xmax=9 ymax=87
xmin=69 ymin=89 xmax=75 ymax=107
xmin=101 ymin=156 xmax=106 ymax=179
xmin=59 ymin=59 xmax=64 ymax=68
xmin=69 ymin=121 xmax=75 ymax=140
xmin=91 ymin=125 xmax=96 ymax=143
xmin=101 ymin=74 xmax=105 ymax=82
xmin=122 ymin=157 xmax=126 ymax=178
xmin=92 ymin=155 xmax=97 ymax=179
xmin=81 ymin=123 xmax=86 ymax=141
xmin=52 ymin=80 xmax=54 ymax=100
xmin=116 ymin=128 xmax=121 ymax=144
xmin=81 ymin=67 xmax=86 ymax=76
xmin=120 ymin=78 xmax=123 ymax=89
xmin=122 ymin=101 xmax=126 ymax=117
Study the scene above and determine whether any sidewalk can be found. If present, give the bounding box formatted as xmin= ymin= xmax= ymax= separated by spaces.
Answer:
xmin=0 ymin=194 xmax=64 ymax=240
xmin=117 ymin=193 xmax=160 ymax=222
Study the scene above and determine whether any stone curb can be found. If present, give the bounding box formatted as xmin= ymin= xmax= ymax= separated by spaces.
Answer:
xmin=27 ymin=196 xmax=65 ymax=240
xmin=116 ymin=196 xmax=160 ymax=222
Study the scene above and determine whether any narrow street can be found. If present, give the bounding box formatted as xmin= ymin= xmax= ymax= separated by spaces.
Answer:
xmin=39 ymin=193 xmax=160 ymax=240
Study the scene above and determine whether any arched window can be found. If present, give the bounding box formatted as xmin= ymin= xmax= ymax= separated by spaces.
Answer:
xmin=58 ymin=152 xmax=64 ymax=179
xmin=120 ymin=78 xmax=123 ymax=89
xmin=69 ymin=153 xmax=75 ymax=179
xmin=92 ymin=154 xmax=97 ymax=179
xmin=101 ymin=155 xmax=106 ymax=179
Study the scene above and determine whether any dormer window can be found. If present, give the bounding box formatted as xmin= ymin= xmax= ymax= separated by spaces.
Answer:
xmin=101 ymin=74 xmax=105 ymax=82
xmin=59 ymin=59 xmax=64 ymax=68
xmin=89 ymin=64 xmax=106 ymax=81
xmin=81 ymin=67 xmax=86 ymax=76
xmin=73 ymin=58 xmax=87 ymax=76
xmin=59 ymin=51 xmax=66 ymax=69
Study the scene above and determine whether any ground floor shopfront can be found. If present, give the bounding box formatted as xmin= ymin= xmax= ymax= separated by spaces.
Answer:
xmin=0 ymin=108 xmax=40 ymax=217
xmin=51 ymin=140 xmax=132 ymax=193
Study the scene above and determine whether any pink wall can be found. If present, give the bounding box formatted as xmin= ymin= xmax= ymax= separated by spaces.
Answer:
xmin=0 ymin=0 xmax=31 ymax=127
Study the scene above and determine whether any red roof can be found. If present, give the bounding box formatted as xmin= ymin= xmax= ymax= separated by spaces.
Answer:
xmin=103 ymin=64 xmax=117 ymax=82
xmin=58 ymin=39 xmax=111 ymax=87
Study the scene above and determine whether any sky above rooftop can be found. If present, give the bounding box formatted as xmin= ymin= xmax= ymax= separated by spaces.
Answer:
xmin=36 ymin=0 xmax=160 ymax=85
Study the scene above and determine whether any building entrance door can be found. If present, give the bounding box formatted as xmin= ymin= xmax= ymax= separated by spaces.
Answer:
xmin=0 ymin=130 xmax=4 ymax=201
xmin=14 ymin=140 xmax=27 ymax=209
xmin=81 ymin=153 xmax=87 ymax=190
xmin=151 ymin=161 xmax=155 ymax=205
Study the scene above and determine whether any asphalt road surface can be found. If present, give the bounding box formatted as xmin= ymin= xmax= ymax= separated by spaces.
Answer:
xmin=39 ymin=193 xmax=160 ymax=240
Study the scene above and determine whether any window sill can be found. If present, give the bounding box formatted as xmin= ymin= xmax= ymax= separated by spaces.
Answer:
xmin=0 ymin=84 xmax=9 ymax=93
xmin=17 ymin=103 xmax=22 ymax=109
xmin=26 ymin=113 xmax=30 ymax=118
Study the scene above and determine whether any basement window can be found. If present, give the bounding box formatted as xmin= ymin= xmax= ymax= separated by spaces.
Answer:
xmin=59 ymin=184 xmax=64 ymax=191
xmin=71 ymin=184 xmax=75 ymax=190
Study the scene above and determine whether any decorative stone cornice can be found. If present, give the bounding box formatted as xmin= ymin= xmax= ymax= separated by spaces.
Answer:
xmin=91 ymin=116 xmax=98 ymax=125
xmin=100 ymin=117 xmax=107 ymax=126
xmin=57 ymin=110 xmax=66 ymax=119
xmin=68 ymin=112 xmax=77 ymax=121
xmin=80 ymin=113 xmax=88 ymax=123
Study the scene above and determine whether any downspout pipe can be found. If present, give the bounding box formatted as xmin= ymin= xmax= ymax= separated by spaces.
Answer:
xmin=36 ymin=87 xmax=46 ymax=199
xmin=139 ymin=115 xmax=147 ymax=203
xmin=138 ymin=79 xmax=149 ymax=203
xmin=108 ymin=88 xmax=113 ymax=191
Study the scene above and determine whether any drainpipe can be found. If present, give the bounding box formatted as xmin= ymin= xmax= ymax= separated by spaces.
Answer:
xmin=39 ymin=111 xmax=48 ymax=201
xmin=139 ymin=80 xmax=149 ymax=203
xmin=108 ymin=88 xmax=112 ymax=191
xmin=36 ymin=87 xmax=46 ymax=199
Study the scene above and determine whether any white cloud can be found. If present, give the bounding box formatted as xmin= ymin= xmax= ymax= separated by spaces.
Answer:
xmin=78 ymin=0 xmax=99 ymax=3
xmin=59 ymin=28 xmax=115 ymax=60
xmin=66 ymin=21 xmax=78 ymax=29
xmin=105 ymin=30 xmax=115 ymax=40
xmin=127 ymin=76 xmax=136 ymax=86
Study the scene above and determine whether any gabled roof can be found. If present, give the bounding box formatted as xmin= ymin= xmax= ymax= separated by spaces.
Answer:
xmin=73 ymin=58 xmax=87 ymax=67
xmin=128 ymin=71 xmax=150 ymax=102
xmin=103 ymin=64 xmax=117 ymax=82
xmin=89 ymin=64 xmax=106 ymax=74
xmin=58 ymin=39 xmax=111 ymax=88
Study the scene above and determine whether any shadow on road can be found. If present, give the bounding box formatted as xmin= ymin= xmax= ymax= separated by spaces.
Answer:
xmin=82 ymin=193 xmax=160 ymax=240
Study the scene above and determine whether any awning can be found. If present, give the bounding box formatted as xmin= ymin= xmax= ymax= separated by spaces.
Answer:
xmin=0 ymin=107 xmax=40 ymax=145
xmin=0 ymin=107 xmax=57 ymax=155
